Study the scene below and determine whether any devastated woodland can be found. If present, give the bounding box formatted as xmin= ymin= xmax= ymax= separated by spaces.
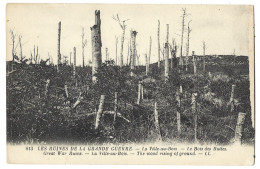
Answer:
xmin=6 ymin=9 xmax=254 ymax=145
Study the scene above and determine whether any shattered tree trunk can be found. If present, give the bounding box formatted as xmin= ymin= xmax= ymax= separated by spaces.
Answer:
xmin=192 ymin=51 xmax=197 ymax=76
xmin=73 ymin=47 xmax=76 ymax=79
xmin=154 ymin=102 xmax=162 ymax=141
xmin=192 ymin=93 xmax=198 ymax=143
xmin=91 ymin=10 xmax=102 ymax=82
xmin=130 ymin=30 xmax=137 ymax=77
xmin=119 ymin=23 xmax=126 ymax=67
xmin=157 ymin=20 xmax=160 ymax=68
xmin=230 ymin=84 xmax=236 ymax=113
xmin=234 ymin=112 xmax=246 ymax=145
xmin=57 ymin=21 xmax=61 ymax=72
xmin=95 ymin=95 xmax=106 ymax=130
xmin=164 ymin=43 xmax=169 ymax=81
xmin=145 ymin=54 xmax=148 ymax=76
xmin=148 ymin=36 xmax=152 ymax=73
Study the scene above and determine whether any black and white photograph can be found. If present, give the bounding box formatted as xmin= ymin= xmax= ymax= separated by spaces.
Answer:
xmin=5 ymin=3 xmax=255 ymax=165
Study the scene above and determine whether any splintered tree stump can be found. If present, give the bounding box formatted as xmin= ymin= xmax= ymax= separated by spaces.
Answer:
xmin=234 ymin=112 xmax=246 ymax=145
xmin=95 ymin=95 xmax=105 ymax=130
xmin=157 ymin=20 xmax=160 ymax=68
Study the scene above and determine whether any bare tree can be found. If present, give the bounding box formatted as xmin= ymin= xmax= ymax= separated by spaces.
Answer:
xmin=157 ymin=20 xmax=161 ymax=68
xmin=130 ymin=30 xmax=137 ymax=76
xmin=148 ymin=36 xmax=152 ymax=73
xmin=180 ymin=8 xmax=188 ymax=68
xmin=57 ymin=21 xmax=61 ymax=72
xmin=81 ymin=27 xmax=87 ymax=67
xmin=185 ymin=20 xmax=192 ymax=71
xmin=112 ymin=14 xmax=129 ymax=67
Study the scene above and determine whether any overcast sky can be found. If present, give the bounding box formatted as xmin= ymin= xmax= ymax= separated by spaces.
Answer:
xmin=6 ymin=4 xmax=253 ymax=66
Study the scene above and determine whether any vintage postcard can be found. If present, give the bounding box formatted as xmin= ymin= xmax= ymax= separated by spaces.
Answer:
xmin=6 ymin=3 xmax=254 ymax=165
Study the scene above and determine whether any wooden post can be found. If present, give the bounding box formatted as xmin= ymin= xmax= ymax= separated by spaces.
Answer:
xmin=192 ymin=93 xmax=198 ymax=143
xmin=57 ymin=21 xmax=61 ymax=72
xmin=95 ymin=95 xmax=105 ymax=130
xmin=91 ymin=10 xmax=102 ymax=82
xmin=230 ymin=84 xmax=236 ymax=112
xmin=234 ymin=112 xmax=246 ymax=145
xmin=130 ymin=30 xmax=137 ymax=76
xmin=137 ymin=82 xmax=141 ymax=105
xmin=157 ymin=20 xmax=160 ymax=68
xmin=113 ymin=92 xmax=118 ymax=126
xmin=154 ymin=101 xmax=162 ymax=141
xmin=164 ymin=43 xmax=169 ymax=81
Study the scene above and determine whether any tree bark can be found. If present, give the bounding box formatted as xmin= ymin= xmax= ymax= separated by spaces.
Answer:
xmin=164 ymin=43 xmax=169 ymax=81
xmin=230 ymin=84 xmax=236 ymax=113
xmin=57 ymin=21 xmax=61 ymax=72
xmin=234 ymin=112 xmax=246 ymax=145
xmin=154 ymin=101 xmax=162 ymax=141
xmin=130 ymin=30 xmax=137 ymax=76
xmin=73 ymin=47 xmax=76 ymax=79
xmin=91 ymin=10 xmax=102 ymax=82
xmin=95 ymin=95 xmax=105 ymax=130
xmin=192 ymin=93 xmax=198 ymax=143
xmin=157 ymin=20 xmax=160 ymax=68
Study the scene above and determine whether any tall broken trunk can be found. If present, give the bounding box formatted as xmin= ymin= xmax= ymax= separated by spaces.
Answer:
xmin=164 ymin=43 xmax=169 ymax=81
xmin=57 ymin=21 xmax=61 ymax=72
xmin=91 ymin=10 xmax=102 ymax=82
xmin=73 ymin=47 xmax=76 ymax=79
xmin=95 ymin=95 xmax=105 ymax=130
xmin=148 ymin=36 xmax=152 ymax=73
xmin=130 ymin=30 xmax=137 ymax=76
xmin=145 ymin=54 xmax=148 ymax=76
xmin=192 ymin=51 xmax=197 ymax=75
xmin=203 ymin=41 xmax=206 ymax=73
xmin=119 ymin=23 xmax=126 ymax=67
xmin=157 ymin=20 xmax=160 ymax=68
